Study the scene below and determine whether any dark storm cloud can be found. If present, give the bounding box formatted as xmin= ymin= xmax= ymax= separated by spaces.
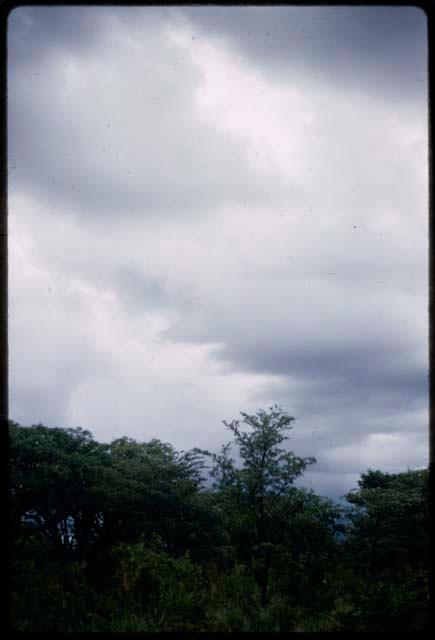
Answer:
xmin=175 ymin=5 xmax=427 ymax=103
xmin=7 ymin=5 xmax=281 ymax=222
xmin=8 ymin=5 xmax=167 ymax=65
xmin=8 ymin=6 xmax=105 ymax=64
xmin=221 ymin=340 xmax=426 ymax=404
xmin=163 ymin=244 xmax=427 ymax=469
xmin=167 ymin=320 xmax=427 ymax=428
xmin=254 ymin=352 xmax=427 ymax=425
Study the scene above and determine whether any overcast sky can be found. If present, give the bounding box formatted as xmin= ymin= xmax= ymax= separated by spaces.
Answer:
xmin=8 ymin=5 xmax=428 ymax=499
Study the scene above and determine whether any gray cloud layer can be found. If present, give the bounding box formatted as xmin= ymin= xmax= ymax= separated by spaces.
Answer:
xmin=173 ymin=6 xmax=427 ymax=102
xmin=8 ymin=6 xmax=428 ymax=499
xmin=8 ymin=6 xmax=282 ymax=222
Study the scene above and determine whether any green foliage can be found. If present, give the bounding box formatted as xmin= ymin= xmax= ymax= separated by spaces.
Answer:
xmin=201 ymin=406 xmax=317 ymax=605
xmin=9 ymin=417 xmax=429 ymax=632
xmin=10 ymin=539 xmax=100 ymax=631
xmin=205 ymin=405 xmax=316 ymax=500
xmin=344 ymin=467 xmax=429 ymax=577
xmin=9 ymin=421 xmax=112 ymax=562
xmin=109 ymin=538 xmax=206 ymax=630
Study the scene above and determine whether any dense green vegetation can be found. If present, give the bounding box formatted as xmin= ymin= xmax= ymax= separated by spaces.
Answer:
xmin=9 ymin=407 xmax=430 ymax=631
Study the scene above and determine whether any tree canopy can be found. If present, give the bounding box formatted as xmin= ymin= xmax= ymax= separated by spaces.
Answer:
xmin=9 ymin=415 xmax=430 ymax=632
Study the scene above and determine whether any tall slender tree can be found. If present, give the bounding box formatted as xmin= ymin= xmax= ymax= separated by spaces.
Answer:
xmin=203 ymin=405 xmax=316 ymax=605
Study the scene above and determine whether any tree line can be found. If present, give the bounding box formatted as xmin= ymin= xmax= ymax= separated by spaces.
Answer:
xmin=9 ymin=406 xmax=430 ymax=631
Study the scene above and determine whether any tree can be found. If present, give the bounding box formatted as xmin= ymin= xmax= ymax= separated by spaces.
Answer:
xmin=9 ymin=421 xmax=112 ymax=563
xmin=10 ymin=416 xmax=429 ymax=631
xmin=9 ymin=422 xmax=214 ymax=629
xmin=344 ymin=468 xmax=429 ymax=578
xmin=339 ymin=468 xmax=430 ymax=631
xmin=202 ymin=406 xmax=316 ymax=605
xmin=104 ymin=437 xmax=209 ymax=555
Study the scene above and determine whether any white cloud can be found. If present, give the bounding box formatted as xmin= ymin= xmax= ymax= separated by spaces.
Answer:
xmin=323 ymin=431 xmax=428 ymax=474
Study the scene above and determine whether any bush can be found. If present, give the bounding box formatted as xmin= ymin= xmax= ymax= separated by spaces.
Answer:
xmin=110 ymin=538 xmax=206 ymax=630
